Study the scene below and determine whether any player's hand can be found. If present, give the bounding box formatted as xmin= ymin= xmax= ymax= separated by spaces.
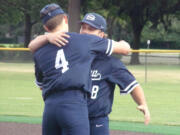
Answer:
xmin=46 ymin=32 xmax=70 ymax=47
xmin=118 ymin=40 xmax=131 ymax=55
xmin=137 ymin=105 xmax=150 ymax=125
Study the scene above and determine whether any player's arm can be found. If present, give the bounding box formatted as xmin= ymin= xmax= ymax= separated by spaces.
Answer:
xmin=28 ymin=32 xmax=70 ymax=52
xmin=91 ymin=38 xmax=131 ymax=56
xmin=108 ymin=60 xmax=150 ymax=125
xmin=112 ymin=40 xmax=131 ymax=55
xmin=130 ymin=85 xmax=150 ymax=125
xmin=34 ymin=58 xmax=43 ymax=90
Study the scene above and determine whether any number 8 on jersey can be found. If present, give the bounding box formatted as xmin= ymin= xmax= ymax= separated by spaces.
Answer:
xmin=91 ymin=85 xmax=99 ymax=99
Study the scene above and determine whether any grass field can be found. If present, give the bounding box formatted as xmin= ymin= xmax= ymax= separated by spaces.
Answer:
xmin=0 ymin=62 xmax=180 ymax=134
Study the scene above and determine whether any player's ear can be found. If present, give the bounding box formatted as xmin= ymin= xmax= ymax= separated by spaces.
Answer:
xmin=103 ymin=33 xmax=108 ymax=38
xmin=43 ymin=25 xmax=50 ymax=32
xmin=99 ymin=31 xmax=105 ymax=38
xmin=64 ymin=15 xmax=68 ymax=24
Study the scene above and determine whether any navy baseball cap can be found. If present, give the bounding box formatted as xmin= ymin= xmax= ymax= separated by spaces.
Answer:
xmin=81 ymin=13 xmax=107 ymax=32
xmin=40 ymin=3 xmax=65 ymax=24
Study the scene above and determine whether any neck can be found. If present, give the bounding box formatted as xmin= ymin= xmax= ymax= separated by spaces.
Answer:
xmin=51 ymin=23 xmax=68 ymax=32
xmin=51 ymin=25 xmax=68 ymax=33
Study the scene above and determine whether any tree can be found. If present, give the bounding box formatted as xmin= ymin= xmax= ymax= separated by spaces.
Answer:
xmin=68 ymin=0 xmax=81 ymax=32
xmin=81 ymin=0 xmax=180 ymax=64
xmin=0 ymin=0 xmax=58 ymax=47
xmin=103 ymin=0 xmax=180 ymax=64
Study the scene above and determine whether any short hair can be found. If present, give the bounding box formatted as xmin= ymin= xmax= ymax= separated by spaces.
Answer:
xmin=44 ymin=14 xmax=65 ymax=31
xmin=40 ymin=3 xmax=66 ymax=31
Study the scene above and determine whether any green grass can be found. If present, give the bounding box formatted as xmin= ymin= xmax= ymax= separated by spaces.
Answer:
xmin=0 ymin=62 xmax=180 ymax=134
xmin=0 ymin=63 xmax=44 ymax=117
xmin=0 ymin=115 xmax=42 ymax=124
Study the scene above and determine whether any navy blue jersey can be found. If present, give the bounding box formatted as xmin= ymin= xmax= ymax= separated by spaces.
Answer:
xmin=88 ymin=56 xmax=139 ymax=118
xmin=34 ymin=32 xmax=113 ymax=100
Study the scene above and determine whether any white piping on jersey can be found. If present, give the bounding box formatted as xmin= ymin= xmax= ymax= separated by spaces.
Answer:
xmin=105 ymin=39 xmax=111 ymax=55
xmin=108 ymin=40 xmax=114 ymax=56
xmin=35 ymin=80 xmax=43 ymax=89
xmin=123 ymin=80 xmax=139 ymax=92
xmin=120 ymin=83 xmax=139 ymax=95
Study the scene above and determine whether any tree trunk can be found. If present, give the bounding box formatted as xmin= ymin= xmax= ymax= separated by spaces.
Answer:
xmin=24 ymin=13 xmax=32 ymax=47
xmin=106 ymin=15 xmax=116 ymax=39
xmin=130 ymin=16 xmax=144 ymax=65
xmin=130 ymin=29 xmax=141 ymax=64
xmin=68 ymin=0 xmax=81 ymax=32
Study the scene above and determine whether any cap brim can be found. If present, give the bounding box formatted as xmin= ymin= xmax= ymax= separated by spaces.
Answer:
xmin=80 ymin=20 xmax=100 ymax=30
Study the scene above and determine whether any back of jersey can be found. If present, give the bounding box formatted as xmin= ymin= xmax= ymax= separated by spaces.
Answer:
xmin=34 ymin=32 xmax=111 ymax=100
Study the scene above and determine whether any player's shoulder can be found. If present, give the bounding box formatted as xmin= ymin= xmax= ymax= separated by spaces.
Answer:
xmin=109 ymin=55 xmax=121 ymax=62
xmin=65 ymin=32 xmax=89 ymax=49
xmin=108 ymin=56 xmax=126 ymax=69
xmin=96 ymin=55 xmax=121 ymax=62
xmin=67 ymin=32 xmax=80 ymax=37
xmin=93 ymin=55 xmax=117 ymax=69
xmin=34 ymin=43 xmax=57 ymax=54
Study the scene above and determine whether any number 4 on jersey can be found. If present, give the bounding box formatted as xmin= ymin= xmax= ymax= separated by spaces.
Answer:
xmin=55 ymin=49 xmax=69 ymax=73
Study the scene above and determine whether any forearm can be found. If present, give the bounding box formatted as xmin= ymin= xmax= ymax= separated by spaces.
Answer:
xmin=28 ymin=34 xmax=48 ymax=53
xmin=131 ymin=85 xmax=150 ymax=125
xmin=28 ymin=32 xmax=70 ymax=53
xmin=130 ymin=85 xmax=147 ymax=106
xmin=112 ymin=40 xmax=131 ymax=55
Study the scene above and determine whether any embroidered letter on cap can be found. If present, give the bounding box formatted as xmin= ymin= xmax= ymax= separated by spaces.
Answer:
xmin=86 ymin=14 xmax=96 ymax=21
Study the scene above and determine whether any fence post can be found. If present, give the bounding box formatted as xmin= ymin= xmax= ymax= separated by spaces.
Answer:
xmin=145 ymin=40 xmax=150 ymax=83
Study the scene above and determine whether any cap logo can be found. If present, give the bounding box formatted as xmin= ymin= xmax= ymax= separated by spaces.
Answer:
xmin=48 ymin=12 xmax=51 ymax=16
xmin=86 ymin=14 xmax=96 ymax=21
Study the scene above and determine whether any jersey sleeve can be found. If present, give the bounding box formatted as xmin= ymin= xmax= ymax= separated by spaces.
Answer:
xmin=108 ymin=59 xmax=139 ymax=94
xmin=89 ymin=36 xmax=113 ymax=56
xmin=34 ymin=57 xmax=43 ymax=89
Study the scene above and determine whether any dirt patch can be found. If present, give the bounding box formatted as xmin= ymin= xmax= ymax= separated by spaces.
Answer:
xmin=0 ymin=122 xmax=162 ymax=135
xmin=0 ymin=122 xmax=41 ymax=135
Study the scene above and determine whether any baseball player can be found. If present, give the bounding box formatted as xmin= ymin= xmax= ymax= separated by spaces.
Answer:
xmin=29 ymin=4 xmax=131 ymax=135
xmin=81 ymin=13 xmax=150 ymax=135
